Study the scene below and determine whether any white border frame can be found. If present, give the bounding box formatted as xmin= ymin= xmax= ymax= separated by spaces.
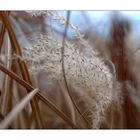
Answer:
xmin=0 ymin=130 xmax=140 ymax=140
xmin=0 ymin=0 xmax=140 ymax=10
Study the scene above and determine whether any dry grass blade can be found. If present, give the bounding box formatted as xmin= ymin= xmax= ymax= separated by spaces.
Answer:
xmin=59 ymin=81 xmax=76 ymax=123
xmin=0 ymin=11 xmax=44 ymax=128
xmin=0 ymin=63 xmax=78 ymax=128
xmin=0 ymin=24 xmax=5 ymax=52
xmin=0 ymin=89 xmax=39 ymax=129
xmin=0 ymin=11 xmax=9 ymax=52
xmin=0 ymin=33 xmax=12 ymax=115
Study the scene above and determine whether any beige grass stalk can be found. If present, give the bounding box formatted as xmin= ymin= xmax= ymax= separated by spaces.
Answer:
xmin=12 ymin=79 xmax=30 ymax=128
xmin=58 ymin=81 xmax=76 ymax=123
xmin=0 ymin=33 xmax=12 ymax=115
xmin=0 ymin=89 xmax=39 ymax=129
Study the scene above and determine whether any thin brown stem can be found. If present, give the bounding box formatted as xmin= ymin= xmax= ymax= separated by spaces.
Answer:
xmin=0 ymin=24 xmax=5 ymax=52
xmin=61 ymin=11 xmax=91 ymax=128
xmin=0 ymin=11 xmax=10 ymax=52
xmin=0 ymin=33 xmax=12 ymax=115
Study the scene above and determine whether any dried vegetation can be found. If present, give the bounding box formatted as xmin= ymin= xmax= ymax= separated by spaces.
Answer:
xmin=0 ymin=11 xmax=140 ymax=129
